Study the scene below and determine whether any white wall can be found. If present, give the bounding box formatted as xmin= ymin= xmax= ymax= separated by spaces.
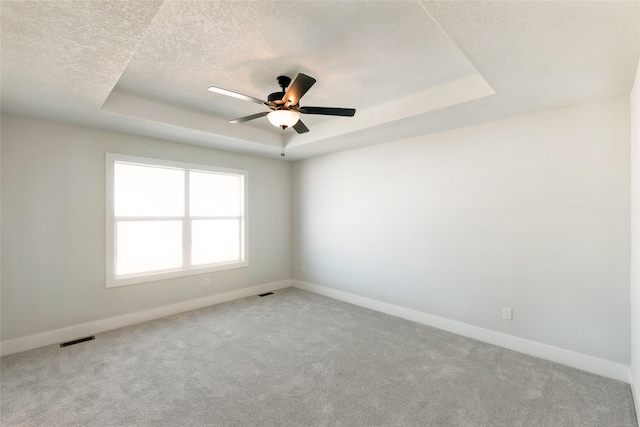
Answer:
xmin=292 ymin=97 xmax=631 ymax=364
xmin=0 ymin=115 xmax=291 ymax=341
xmin=630 ymin=61 xmax=640 ymax=397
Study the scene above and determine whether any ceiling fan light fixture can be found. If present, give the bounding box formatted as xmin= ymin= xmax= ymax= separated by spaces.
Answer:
xmin=267 ymin=110 xmax=300 ymax=129
xmin=212 ymin=73 xmax=355 ymax=135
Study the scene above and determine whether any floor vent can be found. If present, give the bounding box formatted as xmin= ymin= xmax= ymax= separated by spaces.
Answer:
xmin=258 ymin=292 xmax=274 ymax=297
xmin=60 ymin=336 xmax=95 ymax=348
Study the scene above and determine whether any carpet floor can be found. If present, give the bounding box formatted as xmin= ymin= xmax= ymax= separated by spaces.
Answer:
xmin=1 ymin=288 xmax=637 ymax=426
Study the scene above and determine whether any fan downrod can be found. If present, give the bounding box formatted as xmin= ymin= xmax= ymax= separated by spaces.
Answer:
xmin=276 ymin=75 xmax=291 ymax=90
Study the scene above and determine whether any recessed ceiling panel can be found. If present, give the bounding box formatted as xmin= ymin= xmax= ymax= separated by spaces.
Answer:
xmin=113 ymin=0 xmax=480 ymax=131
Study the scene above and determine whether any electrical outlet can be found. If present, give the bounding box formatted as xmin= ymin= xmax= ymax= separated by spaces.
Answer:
xmin=204 ymin=278 xmax=211 ymax=287
xmin=502 ymin=307 xmax=513 ymax=320
xmin=301 ymin=266 xmax=306 ymax=274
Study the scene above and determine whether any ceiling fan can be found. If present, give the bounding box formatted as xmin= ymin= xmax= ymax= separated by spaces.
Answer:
xmin=207 ymin=73 xmax=356 ymax=134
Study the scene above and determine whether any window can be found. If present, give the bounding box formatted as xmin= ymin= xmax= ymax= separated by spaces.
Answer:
xmin=106 ymin=153 xmax=248 ymax=287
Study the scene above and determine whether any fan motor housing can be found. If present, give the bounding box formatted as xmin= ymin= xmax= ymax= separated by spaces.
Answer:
xmin=268 ymin=92 xmax=284 ymax=103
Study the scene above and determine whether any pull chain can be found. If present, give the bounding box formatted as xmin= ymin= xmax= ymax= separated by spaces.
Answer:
xmin=281 ymin=126 xmax=286 ymax=157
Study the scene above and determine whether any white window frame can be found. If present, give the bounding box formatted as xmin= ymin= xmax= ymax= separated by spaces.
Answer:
xmin=106 ymin=153 xmax=248 ymax=288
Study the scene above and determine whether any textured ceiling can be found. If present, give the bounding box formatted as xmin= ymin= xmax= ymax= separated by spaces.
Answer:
xmin=1 ymin=0 xmax=163 ymax=114
xmin=115 ymin=1 xmax=476 ymax=129
xmin=1 ymin=1 xmax=639 ymax=160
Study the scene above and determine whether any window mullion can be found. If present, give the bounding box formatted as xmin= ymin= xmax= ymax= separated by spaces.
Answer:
xmin=113 ymin=216 xmax=185 ymax=221
xmin=188 ymin=215 xmax=242 ymax=220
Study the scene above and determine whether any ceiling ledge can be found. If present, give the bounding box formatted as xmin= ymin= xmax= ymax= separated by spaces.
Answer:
xmin=102 ymin=90 xmax=282 ymax=151
xmin=102 ymin=72 xmax=495 ymax=158
xmin=286 ymin=73 xmax=495 ymax=149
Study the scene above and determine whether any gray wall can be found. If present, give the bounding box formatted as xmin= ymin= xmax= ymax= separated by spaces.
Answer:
xmin=292 ymin=97 xmax=631 ymax=364
xmin=1 ymin=115 xmax=291 ymax=341
xmin=630 ymin=61 xmax=640 ymax=392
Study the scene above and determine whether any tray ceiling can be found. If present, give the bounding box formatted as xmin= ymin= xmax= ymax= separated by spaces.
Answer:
xmin=1 ymin=1 xmax=639 ymax=160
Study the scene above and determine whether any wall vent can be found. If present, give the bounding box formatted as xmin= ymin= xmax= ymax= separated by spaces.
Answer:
xmin=258 ymin=292 xmax=274 ymax=297
xmin=60 ymin=336 xmax=95 ymax=348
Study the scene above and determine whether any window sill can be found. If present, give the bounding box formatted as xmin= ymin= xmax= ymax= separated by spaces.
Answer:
xmin=106 ymin=260 xmax=249 ymax=288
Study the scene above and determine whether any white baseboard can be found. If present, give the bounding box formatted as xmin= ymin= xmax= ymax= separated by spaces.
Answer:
xmin=294 ymin=280 xmax=632 ymax=383
xmin=630 ymin=369 xmax=640 ymax=419
xmin=1 ymin=280 xmax=291 ymax=357
xmin=4 ymin=278 xmax=633 ymax=387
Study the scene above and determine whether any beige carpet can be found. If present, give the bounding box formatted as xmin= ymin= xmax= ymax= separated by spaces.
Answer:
xmin=1 ymin=288 xmax=637 ymax=426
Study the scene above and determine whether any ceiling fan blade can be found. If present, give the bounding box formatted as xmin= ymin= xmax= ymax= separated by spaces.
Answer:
xmin=208 ymin=86 xmax=268 ymax=106
xmin=299 ymin=106 xmax=356 ymax=117
xmin=229 ymin=111 xmax=269 ymax=123
xmin=293 ymin=119 xmax=309 ymax=134
xmin=283 ymin=73 xmax=316 ymax=108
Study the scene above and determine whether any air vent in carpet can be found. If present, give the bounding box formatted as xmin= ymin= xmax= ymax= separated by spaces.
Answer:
xmin=258 ymin=292 xmax=274 ymax=297
xmin=60 ymin=336 xmax=95 ymax=347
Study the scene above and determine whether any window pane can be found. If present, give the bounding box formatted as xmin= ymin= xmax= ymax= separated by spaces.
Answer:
xmin=191 ymin=219 xmax=240 ymax=265
xmin=116 ymin=221 xmax=183 ymax=276
xmin=190 ymin=172 xmax=242 ymax=216
xmin=115 ymin=163 xmax=184 ymax=217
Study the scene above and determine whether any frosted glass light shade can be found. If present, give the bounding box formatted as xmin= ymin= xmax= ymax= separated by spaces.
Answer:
xmin=267 ymin=110 xmax=300 ymax=128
